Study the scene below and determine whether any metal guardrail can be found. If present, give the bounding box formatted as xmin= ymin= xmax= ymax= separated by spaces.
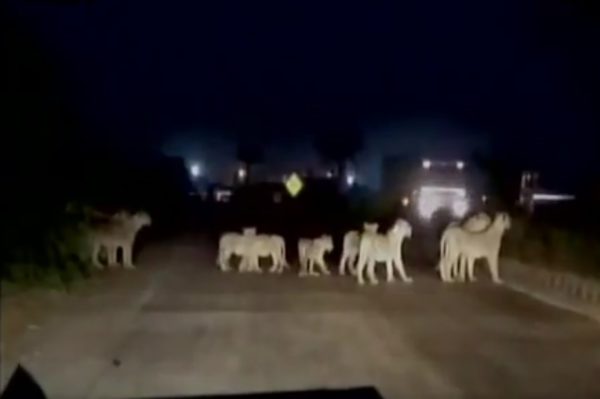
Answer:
xmin=502 ymin=258 xmax=600 ymax=322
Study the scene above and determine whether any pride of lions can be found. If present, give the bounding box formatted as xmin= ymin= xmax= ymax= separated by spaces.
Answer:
xmin=88 ymin=207 xmax=510 ymax=285
xmin=219 ymin=212 xmax=511 ymax=285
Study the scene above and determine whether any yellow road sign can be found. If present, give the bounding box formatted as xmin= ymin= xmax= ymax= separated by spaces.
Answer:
xmin=284 ymin=173 xmax=304 ymax=197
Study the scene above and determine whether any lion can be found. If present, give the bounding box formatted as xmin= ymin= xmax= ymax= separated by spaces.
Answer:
xmin=217 ymin=228 xmax=257 ymax=272
xmin=439 ymin=213 xmax=510 ymax=283
xmin=298 ymin=235 xmax=334 ymax=277
xmin=89 ymin=211 xmax=151 ymax=269
xmin=339 ymin=223 xmax=378 ymax=275
xmin=355 ymin=219 xmax=412 ymax=285
xmin=267 ymin=235 xmax=288 ymax=273
xmin=241 ymin=234 xmax=287 ymax=273
xmin=437 ymin=212 xmax=494 ymax=282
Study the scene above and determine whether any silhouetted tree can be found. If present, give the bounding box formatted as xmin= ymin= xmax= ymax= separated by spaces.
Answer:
xmin=235 ymin=140 xmax=264 ymax=183
xmin=470 ymin=151 xmax=522 ymax=208
xmin=314 ymin=126 xmax=364 ymax=180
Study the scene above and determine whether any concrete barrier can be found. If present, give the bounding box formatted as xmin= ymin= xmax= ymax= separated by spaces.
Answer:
xmin=502 ymin=258 xmax=600 ymax=322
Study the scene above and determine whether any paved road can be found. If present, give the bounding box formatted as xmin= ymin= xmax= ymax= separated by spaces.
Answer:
xmin=4 ymin=236 xmax=600 ymax=399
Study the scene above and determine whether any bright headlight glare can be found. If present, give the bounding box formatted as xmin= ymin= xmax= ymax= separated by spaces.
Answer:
xmin=452 ymin=199 xmax=469 ymax=218
xmin=418 ymin=193 xmax=440 ymax=219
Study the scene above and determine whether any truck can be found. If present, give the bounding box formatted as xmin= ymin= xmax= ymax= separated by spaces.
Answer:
xmin=382 ymin=156 xmax=486 ymax=222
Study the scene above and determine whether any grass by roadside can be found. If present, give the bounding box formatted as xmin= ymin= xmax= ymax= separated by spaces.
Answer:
xmin=503 ymin=216 xmax=600 ymax=279
xmin=0 ymin=283 xmax=66 ymax=378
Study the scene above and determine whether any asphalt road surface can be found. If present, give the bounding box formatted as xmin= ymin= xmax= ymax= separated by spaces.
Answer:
xmin=4 ymin=235 xmax=600 ymax=399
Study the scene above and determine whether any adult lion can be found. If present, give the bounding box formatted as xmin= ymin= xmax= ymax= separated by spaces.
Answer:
xmin=355 ymin=219 xmax=412 ymax=285
xmin=438 ymin=212 xmax=492 ymax=281
xmin=298 ymin=235 xmax=334 ymax=277
xmin=89 ymin=211 xmax=151 ymax=269
xmin=241 ymin=234 xmax=287 ymax=273
xmin=217 ymin=228 xmax=257 ymax=272
xmin=439 ymin=213 xmax=510 ymax=283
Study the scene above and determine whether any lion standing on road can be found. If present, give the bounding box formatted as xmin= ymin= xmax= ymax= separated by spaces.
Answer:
xmin=88 ymin=211 xmax=151 ymax=269
xmin=298 ymin=235 xmax=334 ymax=277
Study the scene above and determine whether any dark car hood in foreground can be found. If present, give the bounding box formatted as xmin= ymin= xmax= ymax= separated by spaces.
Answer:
xmin=0 ymin=365 xmax=384 ymax=399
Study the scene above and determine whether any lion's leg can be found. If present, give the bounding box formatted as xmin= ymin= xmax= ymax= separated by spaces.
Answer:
xmin=448 ymin=258 xmax=456 ymax=281
xmin=440 ymin=251 xmax=453 ymax=282
xmin=238 ymin=252 xmax=249 ymax=273
xmin=488 ymin=256 xmax=502 ymax=284
xmin=241 ymin=255 xmax=252 ymax=273
xmin=464 ymin=256 xmax=472 ymax=282
xmin=268 ymin=253 xmax=279 ymax=273
xmin=123 ymin=245 xmax=135 ymax=269
xmin=448 ymin=249 xmax=459 ymax=282
xmin=318 ymin=256 xmax=330 ymax=275
xmin=219 ymin=249 xmax=232 ymax=272
xmin=453 ymin=257 xmax=461 ymax=282
xmin=448 ymin=256 xmax=457 ymax=281
xmin=252 ymin=256 xmax=262 ymax=273
xmin=279 ymin=247 xmax=288 ymax=271
xmin=349 ymin=254 xmax=358 ymax=275
xmin=440 ymin=240 xmax=454 ymax=282
xmin=308 ymin=259 xmax=319 ymax=276
xmin=386 ymin=259 xmax=394 ymax=283
xmin=107 ymin=245 xmax=117 ymax=268
xmin=356 ymin=252 xmax=368 ymax=285
xmin=277 ymin=251 xmax=284 ymax=272
xmin=298 ymin=256 xmax=308 ymax=277
xmin=439 ymin=258 xmax=448 ymax=282
xmin=338 ymin=253 xmax=348 ymax=275
xmin=394 ymin=256 xmax=413 ymax=283
xmin=467 ymin=257 xmax=477 ymax=282
xmin=367 ymin=259 xmax=378 ymax=285
xmin=243 ymin=257 xmax=255 ymax=273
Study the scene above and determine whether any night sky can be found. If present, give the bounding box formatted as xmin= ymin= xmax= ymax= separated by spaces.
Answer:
xmin=3 ymin=0 xmax=600 ymax=190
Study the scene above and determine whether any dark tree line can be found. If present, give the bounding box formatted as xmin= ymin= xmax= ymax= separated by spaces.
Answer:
xmin=1 ymin=11 xmax=194 ymax=279
xmin=314 ymin=126 xmax=364 ymax=180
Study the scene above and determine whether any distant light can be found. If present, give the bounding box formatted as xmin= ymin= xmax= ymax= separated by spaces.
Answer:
xmin=417 ymin=185 xmax=468 ymax=220
xmin=417 ymin=192 xmax=440 ymax=219
xmin=215 ymin=189 xmax=232 ymax=202
xmin=452 ymin=198 xmax=469 ymax=218
xmin=326 ymin=170 xmax=334 ymax=178
xmin=189 ymin=162 xmax=202 ymax=178
xmin=402 ymin=196 xmax=410 ymax=207
xmin=238 ymin=167 xmax=247 ymax=180
xmin=482 ymin=195 xmax=488 ymax=203
xmin=422 ymin=159 xmax=432 ymax=169
xmin=456 ymin=161 xmax=465 ymax=170
xmin=420 ymin=185 xmax=466 ymax=197
xmin=532 ymin=193 xmax=575 ymax=202
xmin=346 ymin=173 xmax=356 ymax=187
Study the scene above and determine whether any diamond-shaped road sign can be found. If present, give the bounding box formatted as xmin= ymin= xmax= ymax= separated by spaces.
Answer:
xmin=284 ymin=173 xmax=304 ymax=197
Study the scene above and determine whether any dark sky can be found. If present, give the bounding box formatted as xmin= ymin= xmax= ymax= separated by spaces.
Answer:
xmin=3 ymin=0 xmax=600 ymax=189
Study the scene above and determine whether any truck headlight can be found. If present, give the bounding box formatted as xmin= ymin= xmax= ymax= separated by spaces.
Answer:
xmin=452 ymin=198 xmax=469 ymax=218
xmin=418 ymin=194 xmax=440 ymax=219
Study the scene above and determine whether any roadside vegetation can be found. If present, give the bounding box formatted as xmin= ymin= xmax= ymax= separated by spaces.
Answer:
xmin=503 ymin=215 xmax=600 ymax=278
xmin=1 ymin=204 xmax=96 ymax=292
